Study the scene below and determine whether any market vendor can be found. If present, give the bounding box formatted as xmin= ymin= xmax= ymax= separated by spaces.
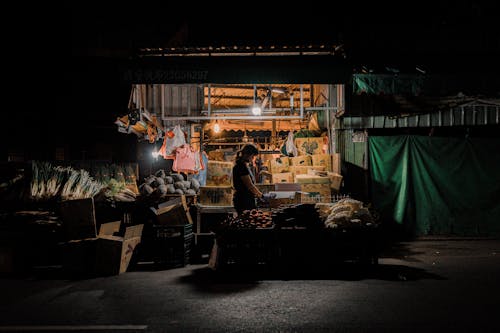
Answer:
xmin=232 ymin=144 xmax=265 ymax=215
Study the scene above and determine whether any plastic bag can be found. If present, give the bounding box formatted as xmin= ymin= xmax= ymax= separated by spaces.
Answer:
xmin=192 ymin=151 xmax=208 ymax=186
xmin=171 ymin=125 xmax=186 ymax=149
xmin=285 ymin=131 xmax=298 ymax=157
xmin=159 ymin=125 xmax=186 ymax=159
xmin=308 ymin=112 xmax=321 ymax=133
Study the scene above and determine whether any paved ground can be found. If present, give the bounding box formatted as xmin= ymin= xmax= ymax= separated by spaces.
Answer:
xmin=1 ymin=240 xmax=500 ymax=332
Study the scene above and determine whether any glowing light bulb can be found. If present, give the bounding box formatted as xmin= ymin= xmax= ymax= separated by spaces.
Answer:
xmin=251 ymin=106 xmax=262 ymax=116
xmin=214 ymin=122 xmax=221 ymax=133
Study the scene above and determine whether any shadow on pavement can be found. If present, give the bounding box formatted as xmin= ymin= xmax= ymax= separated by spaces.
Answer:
xmin=379 ymin=242 xmax=427 ymax=262
xmin=178 ymin=262 xmax=445 ymax=293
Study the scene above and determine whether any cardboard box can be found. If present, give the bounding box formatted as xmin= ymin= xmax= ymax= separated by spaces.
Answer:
xmin=300 ymin=183 xmax=331 ymax=203
xmin=332 ymin=153 xmax=341 ymax=174
xmin=62 ymin=222 xmax=144 ymax=276
xmin=274 ymin=183 xmax=301 ymax=192
xmin=199 ymin=186 xmax=233 ymax=206
xmin=206 ymin=161 xmax=233 ymax=186
xmin=289 ymin=155 xmax=312 ymax=166
xmin=60 ymin=198 xmax=97 ymax=240
xmin=295 ymin=174 xmax=330 ymax=184
xmin=269 ymin=157 xmax=290 ymax=173
xmin=327 ymin=172 xmax=343 ymax=191
xmin=295 ymin=137 xmax=325 ymax=155
xmin=151 ymin=196 xmax=193 ymax=225
xmin=268 ymin=191 xmax=300 ymax=208
xmin=311 ymin=154 xmax=332 ymax=171
xmin=256 ymin=184 xmax=275 ymax=194
xmin=289 ymin=166 xmax=326 ymax=179
xmin=272 ymin=172 xmax=293 ymax=183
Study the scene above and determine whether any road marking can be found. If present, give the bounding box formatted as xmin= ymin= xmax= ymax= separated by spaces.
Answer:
xmin=0 ymin=325 xmax=148 ymax=331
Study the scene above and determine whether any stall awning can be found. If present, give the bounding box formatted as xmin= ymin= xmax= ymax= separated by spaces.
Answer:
xmin=203 ymin=119 xmax=308 ymax=132
xmin=123 ymin=55 xmax=351 ymax=84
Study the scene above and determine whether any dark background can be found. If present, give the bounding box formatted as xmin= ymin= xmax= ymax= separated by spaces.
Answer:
xmin=4 ymin=1 xmax=499 ymax=163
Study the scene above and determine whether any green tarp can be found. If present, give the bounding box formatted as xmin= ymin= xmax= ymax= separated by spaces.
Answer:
xmin=353 ymin=74 xmax=425 ymax=96
xmin=369 ymin=136 xmax=500 ymax=236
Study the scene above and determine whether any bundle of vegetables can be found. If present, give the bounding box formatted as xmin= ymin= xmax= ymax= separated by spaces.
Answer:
xmin=124 ymin=164 xmax=137 ymax=184
xmin=93 ymin=164 xmax=111 ymax=184
xmin=30 ymin=161 xmax=104 ymax=201
xmin=139 ymin=170 xmax=200 ymax=196
xmin=60 ymin=168 xmax=104 ymax=200
xmin=323 ymin=198 xmax=375 ymax=229
xmin=110 ymin=164 xmax=126 ymax=184
xmin=105 ymin=178 xmax=137 ymax=202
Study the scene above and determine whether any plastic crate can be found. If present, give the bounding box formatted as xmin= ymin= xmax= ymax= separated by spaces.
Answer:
xmin=152 ymin=224 xmax=192 ymax=240
xmin=151 ymin=224 xmax=193 ymax=267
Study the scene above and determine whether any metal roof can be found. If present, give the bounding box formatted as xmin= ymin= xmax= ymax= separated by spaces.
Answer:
xmin=341 ymin=99 xmax=500 ymax=129
xmin=138 ymin=44 xmax=345 ymax=58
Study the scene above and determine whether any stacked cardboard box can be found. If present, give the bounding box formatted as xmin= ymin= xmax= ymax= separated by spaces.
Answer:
xmin=269 ymin=156 xmax=290 ymax=173
xmin=199 ymin=186 xmax=233 ymax=206
xmin=60 ymin=198 xmax=143 ymax=276
xmin=295 ymin=175 xmax=331 ymax=203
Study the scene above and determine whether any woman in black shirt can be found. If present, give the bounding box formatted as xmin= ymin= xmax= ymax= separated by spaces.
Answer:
xmin=232 ymin=144 xmax=263 ymax=215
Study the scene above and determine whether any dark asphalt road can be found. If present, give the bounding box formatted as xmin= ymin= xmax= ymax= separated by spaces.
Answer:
xmin=1 ymin=240 xmax=500 ymax=332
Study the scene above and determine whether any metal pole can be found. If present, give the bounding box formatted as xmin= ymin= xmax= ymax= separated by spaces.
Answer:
xmin=161 ymin=84 xmax=165 ymax=119
xmin=160 ymin=115 xmax=305 ymax=121
xmin=207 ymin=84 xmax=211 ymax=117
xmin=326 ymin=85 xmax=332 ymax=154
xmin=300 ymin=84 xmax=304 ymax=116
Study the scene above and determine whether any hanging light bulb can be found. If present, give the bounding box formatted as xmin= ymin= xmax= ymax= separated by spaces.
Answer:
xmin=251 ymin=105 xmax=262 ymax=116
xmin=151 ymin=149 xmax=160 ymax=159
xmin=213 ymin=120 xmax=221 ymax=133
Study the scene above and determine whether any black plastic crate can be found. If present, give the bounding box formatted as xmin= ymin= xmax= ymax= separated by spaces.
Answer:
xmin=152 ymin=224 xmax=192 ymax=240
xmin=150 ymin=224 xmax=193 ymax=267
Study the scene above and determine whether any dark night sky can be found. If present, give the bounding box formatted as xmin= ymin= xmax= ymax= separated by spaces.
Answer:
xmin=68 ymin=2 xmax=499 ymax=68
xmin=3 ymin=2 xmax=499 ymax=162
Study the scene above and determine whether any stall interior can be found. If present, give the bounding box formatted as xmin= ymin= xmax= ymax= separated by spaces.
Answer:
xmin=115 ymin=82 xmax=343 ymax=199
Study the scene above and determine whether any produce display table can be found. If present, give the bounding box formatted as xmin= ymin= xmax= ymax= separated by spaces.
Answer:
xmin=195 ymin=204 xmax=236 ymax=234
xmin=190 ymin=204 xmax=235 ymax=262
xmin=212 ymin=225 xmax=380 ymax=269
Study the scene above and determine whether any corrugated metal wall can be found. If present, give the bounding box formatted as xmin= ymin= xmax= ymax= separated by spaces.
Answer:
xmin=341 ymin=103 xmax=500 ymax=129
xmin=337 ymin=129 xmax=367 ymax=169
xmin=134 ymin=84 xmax=204 ymax=128
xmin=336 ymin=129 xmax=369 ymax=201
